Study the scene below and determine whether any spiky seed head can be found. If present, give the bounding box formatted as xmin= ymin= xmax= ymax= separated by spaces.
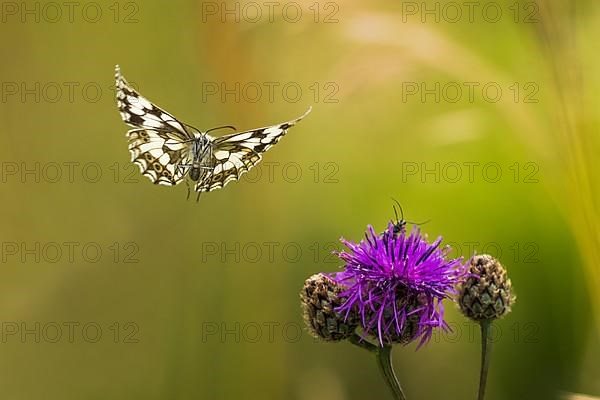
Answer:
xmin=300 ymin=273 xmax=358 ymax=342
xmin=458 ymin=254 xmax=515 ymax=321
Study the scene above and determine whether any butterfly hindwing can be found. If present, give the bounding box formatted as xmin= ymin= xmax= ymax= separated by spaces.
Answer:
xmin=194 ymin=145 xmax=261 ymax=192
xmin=127 ymin=129 xmax=192 ymax=186
xmin=195 ymin=107 xmax=312 ymax=192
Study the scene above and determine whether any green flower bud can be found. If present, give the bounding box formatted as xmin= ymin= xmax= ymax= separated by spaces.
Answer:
xmin=300 ymin=273 xmax=358 ymax=342
xmin=458 ymin=254 xmax=515 ymax=321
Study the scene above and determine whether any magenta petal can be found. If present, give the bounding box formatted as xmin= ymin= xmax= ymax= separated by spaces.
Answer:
xmin=333 ymin=223 xmax=468 ymax=347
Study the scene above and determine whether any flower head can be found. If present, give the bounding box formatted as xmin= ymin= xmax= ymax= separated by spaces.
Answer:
xmin=333 ymin=223 xmax=468 ymax=347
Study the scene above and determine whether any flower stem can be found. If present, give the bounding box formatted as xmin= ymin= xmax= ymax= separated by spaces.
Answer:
xmin=375 ymin=345 xmax=407 ymax=400
xmin=349 ymin=333 xmax=378 ymax=353
xmin=478 ymin=320 xmax=493 ymax=400
xmin=348 ymin=335 xmax=406 ymax=400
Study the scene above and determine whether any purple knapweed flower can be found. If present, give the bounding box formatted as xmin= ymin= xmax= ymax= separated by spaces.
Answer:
xmin=333 ymin=223 xmax=468 ymax=347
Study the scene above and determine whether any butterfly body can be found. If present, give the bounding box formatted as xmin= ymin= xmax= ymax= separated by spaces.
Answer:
xmin=182 ymin=133 xmax=213 ymax=182
xmin=114 ymin=65 xmax=311 ymax=200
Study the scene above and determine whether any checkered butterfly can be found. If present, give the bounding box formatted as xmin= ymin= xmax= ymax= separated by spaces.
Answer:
xmin=115 ymin=65 xmax=311 ymax=201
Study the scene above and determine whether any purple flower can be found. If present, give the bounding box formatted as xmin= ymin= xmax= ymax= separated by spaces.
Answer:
xmin=333 ymin=223 xmax=468 ymax=347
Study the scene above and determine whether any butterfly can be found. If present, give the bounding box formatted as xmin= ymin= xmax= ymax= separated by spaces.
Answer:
xmin=115 ymin=65 xmax=311 ymax=201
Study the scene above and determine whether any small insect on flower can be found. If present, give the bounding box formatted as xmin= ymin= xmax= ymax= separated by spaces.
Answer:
xmin=114 ymin=65 xmax=311 ymax=201
xmin=334 ymin=224 xmax=468 ymax=347
xmin=384 ymin=199 xmax=430 ymax=239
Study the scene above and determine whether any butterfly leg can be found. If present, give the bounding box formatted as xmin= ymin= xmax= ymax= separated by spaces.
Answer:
xmin=175 ymin=163 xmax=193 ymax=201
xmin=177 ymin=164 xmax=192 ymax=174
xmin=194 ymin=168 xmax=213 ymax=203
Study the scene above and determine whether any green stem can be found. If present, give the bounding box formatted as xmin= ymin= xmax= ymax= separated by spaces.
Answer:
xmin=375 ymin=345 xmax=407 ymax=400
xmin=478 ymin=320 xmax=493 ymax=400
xmin=348 ymin=335 xmax=406 ymax=400
xmin=348 ymin=333 xmax=378 ymax=353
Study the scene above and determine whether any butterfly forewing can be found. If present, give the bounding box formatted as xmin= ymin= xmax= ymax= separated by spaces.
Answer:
xmin=195 ymin=108 xmax=312 ymax=192
xmin=115 ymin=65 xmax=191 ymax=138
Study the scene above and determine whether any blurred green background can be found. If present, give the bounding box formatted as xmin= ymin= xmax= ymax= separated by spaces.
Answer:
xmin=1 ymin=0 xmax=599 ymax=399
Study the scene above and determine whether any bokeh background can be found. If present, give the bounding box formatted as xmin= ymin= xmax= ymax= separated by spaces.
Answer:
xmin=0 ymin=0 xmax=599 ymax=399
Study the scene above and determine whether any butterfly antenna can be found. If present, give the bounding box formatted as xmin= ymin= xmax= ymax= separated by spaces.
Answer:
xmin=205 ymin=125 xmax=237 ymax=134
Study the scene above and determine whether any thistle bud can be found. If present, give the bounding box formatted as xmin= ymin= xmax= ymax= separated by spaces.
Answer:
xmin=458 ymin=254 xmax=515 ymax=321
xmin=300 ymin=273 xmax=358 ymax=342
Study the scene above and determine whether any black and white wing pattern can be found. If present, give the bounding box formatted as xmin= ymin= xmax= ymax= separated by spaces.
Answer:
xmin=115 ymin=65 xmax=194 ymax=186
xmin=195 ymin=107 xmax=312 ymax=192
xmin=126 ymin=129 xmax=195 ymax=186
xmin=115 ymin=65 xmax=312 ymax=196
xmin=115 ymin=65 xmax=190 ymax=135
